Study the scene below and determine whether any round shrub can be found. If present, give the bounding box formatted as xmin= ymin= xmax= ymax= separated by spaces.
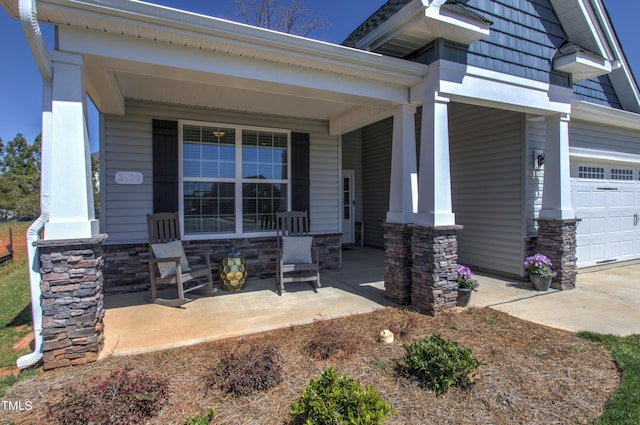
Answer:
xmin=213 ymin=344 xmax=282 ymax=396
xmin=400 ymin=333 xmax=480 ymax=395
xmin=290 ymin=366 xmax=394 ymax=425
xmin=47 ymin=365 xmax=168 ymax=425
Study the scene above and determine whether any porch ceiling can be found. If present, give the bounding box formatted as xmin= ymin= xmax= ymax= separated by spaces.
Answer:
xmin=83 ymin=53 xmax=391 ymax=124
xmin=24 ymin=0 xmax=426 ymax=133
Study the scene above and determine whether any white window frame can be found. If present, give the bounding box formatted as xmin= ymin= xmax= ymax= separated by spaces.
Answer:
xmin=179 ymin=120 xmax=291 ymax=240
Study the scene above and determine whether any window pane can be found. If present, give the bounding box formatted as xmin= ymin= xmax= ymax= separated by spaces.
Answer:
xmin=183 ymin=182 xmax=235 ymax=234
xmin=242 ymin=130 xmax=288 ymax=179
xmin=183 ymin=125 xmax=235 ymax=178
xmin=578 ymin=166 xmax=605 ymax=179
xmin=611 ymin=168 xmax=634 ymax=181
xmin=242 ymin=183 xmax=287 ymax=231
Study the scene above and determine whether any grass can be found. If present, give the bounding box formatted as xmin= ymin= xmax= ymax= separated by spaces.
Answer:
xmin=578 ymin=331 xmax=640 ymax=425
xmin=0 ymin=221 xmax=38 ymax=396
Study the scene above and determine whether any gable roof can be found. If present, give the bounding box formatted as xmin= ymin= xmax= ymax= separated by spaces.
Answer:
xmin=341 ymin=0 xmax=640 ymax=113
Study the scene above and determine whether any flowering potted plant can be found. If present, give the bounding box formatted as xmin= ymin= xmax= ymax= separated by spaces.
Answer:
xmin=456 ymin=264 xmax=479 ymax=307
xmin=523 ymin=253 xmax=556 ymax=291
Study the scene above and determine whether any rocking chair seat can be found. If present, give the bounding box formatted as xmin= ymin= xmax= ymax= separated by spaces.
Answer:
xmin=275 ymin=211 xmax=320 ymax=295
xmin=146 ymin=212 xmax=217 ymax=307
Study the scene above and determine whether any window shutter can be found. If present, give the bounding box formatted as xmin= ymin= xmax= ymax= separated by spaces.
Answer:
xmin=290 ymin=132 xmax=310 ymax=214
xmin=152 ymin=119 xmax=179 ymax=213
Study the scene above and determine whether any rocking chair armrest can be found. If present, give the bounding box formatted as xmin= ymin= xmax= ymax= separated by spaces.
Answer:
xmin=145 ymin=257 xmax=181 ymax=264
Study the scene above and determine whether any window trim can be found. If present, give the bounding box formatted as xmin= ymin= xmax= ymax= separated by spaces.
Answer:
xmin=179 ymin=119 xmax=291 ymax=240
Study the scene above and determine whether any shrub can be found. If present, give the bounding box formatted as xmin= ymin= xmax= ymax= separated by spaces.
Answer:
xmin=290 ymin=366 xmax=394 ymax=425
xmin=47 ymin=365 xmax=168 ymax=424
xmin=305 ymin=315 xmax=363 ymax=360
xmin=182 ymin=407 xmax=216 ymax=425
xmin=213 ymin=344 xmax=282 ymax=396
xmin=400 ymin=333 xmax=480 ymax=395
xmin=387 ymin=314 xmax=418 ymax=340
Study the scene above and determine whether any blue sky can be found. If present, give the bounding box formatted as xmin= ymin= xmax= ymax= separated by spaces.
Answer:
xmin=0 ymin=0 xmax=638 ymax=153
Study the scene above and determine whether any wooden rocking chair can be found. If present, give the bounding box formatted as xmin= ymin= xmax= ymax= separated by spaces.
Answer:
xmin=146 ymin=212 xmax=217 ymax=307
xmin=275 ymin=211 xmax=321 ymax=295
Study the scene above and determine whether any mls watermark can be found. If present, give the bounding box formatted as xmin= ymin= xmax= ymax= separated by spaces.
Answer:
xmin=1 ymin=400 xmax=33 ymax=411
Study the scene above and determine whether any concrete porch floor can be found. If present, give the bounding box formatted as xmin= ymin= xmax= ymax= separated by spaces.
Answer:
xmin=102 ymin=246 xmax=640 ymax=358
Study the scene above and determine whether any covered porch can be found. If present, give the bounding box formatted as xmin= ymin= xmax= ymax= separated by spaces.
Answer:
xmin=101 ymin=246 xmax=549 ymax=357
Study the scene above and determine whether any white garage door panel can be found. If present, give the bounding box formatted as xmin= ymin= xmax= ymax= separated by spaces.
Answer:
xmin=571 ymin=179 xmax=640 ymax=268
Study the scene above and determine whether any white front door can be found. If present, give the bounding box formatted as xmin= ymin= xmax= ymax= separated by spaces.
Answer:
xmin=342 ymin=170 xmax=355 ymax=244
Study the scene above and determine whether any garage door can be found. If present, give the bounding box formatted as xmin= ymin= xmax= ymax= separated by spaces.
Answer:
xmin=571 ymin=164 xmax=640 ymax=268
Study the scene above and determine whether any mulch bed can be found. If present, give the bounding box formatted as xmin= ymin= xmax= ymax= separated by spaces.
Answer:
xmin=4 ymin=306 xmax=620 ymax=424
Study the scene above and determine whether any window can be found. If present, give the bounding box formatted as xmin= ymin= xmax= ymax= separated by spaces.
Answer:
xmin=181 ymin=122 xmax=289 ymax=236
xmin=611 ymin=168 xmax=634 ymax=181
xmin=578 ymin=166 xmax=605 ymax=179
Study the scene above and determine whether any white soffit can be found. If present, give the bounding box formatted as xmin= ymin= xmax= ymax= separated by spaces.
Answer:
xmin=355 ymin=0 xmax=491 ymax=57
xmin=25 ymin=0 xmax=427 ymax=86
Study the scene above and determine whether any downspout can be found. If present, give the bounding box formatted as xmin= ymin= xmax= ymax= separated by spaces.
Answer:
xmin=17 ymin=0 xmax=53 ymax=369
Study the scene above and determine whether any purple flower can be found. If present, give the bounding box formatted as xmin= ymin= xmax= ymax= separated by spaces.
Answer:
xmin=457 ymin=264 xmax=479 ymax=291
xmin=524 ymin=253 xmax=557 ymax=278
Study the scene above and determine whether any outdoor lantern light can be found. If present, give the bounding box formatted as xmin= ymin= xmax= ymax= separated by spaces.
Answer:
xmin=534 ymin=150 xmax=545 ymax=169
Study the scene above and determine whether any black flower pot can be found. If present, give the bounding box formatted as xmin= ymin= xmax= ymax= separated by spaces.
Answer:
xmin=530 ymin=274 xmax=552 ymax=291
xmin=457 ymin=288 xmax=472 ymax=307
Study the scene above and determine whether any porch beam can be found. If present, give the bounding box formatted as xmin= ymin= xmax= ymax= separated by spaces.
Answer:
xmin=45 ymin=50 xmax=99 ymax=239
xmin=539 ymin=113 xmax=575 ymax=220
xmin=387 ymin=104 xmax=417 ymax=224
xmin=415 ymin=92 xmax=456 ymax=227
xmin=58 ymin=27 xmax=413 ymax=111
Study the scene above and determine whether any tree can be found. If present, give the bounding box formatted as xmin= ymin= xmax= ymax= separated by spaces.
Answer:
xmin=0 ymin=133 xmax=41 ymax=220
xmin=231 ymin=0 xmax=323 ymax=37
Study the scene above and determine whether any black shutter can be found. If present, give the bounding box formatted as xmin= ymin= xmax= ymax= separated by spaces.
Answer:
xmin=152 ymin=119 xmax=179 ymax=213
xmin=290 ymin=132 xmax=310 ymax=214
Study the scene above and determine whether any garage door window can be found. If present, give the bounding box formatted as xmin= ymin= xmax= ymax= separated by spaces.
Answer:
xmin=578 ymin=166 xmax=605 ymax=179
xmin=611 ymin=168 xmax=634 ymax=181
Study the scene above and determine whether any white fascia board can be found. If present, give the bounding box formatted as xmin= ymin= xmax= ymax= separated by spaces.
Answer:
xmin=570 ymin=147 xmax=640 ymax=164
xmin=58 ymin=27 xmax=412 ymax=105
xmin=590 ymin=0 xmax=640 ymax=111
xmin=576 ymin=0 xmax=614 ymax=60
xmin=39 ymin=0 xmax=427 ymax=84
xmin=572 ymin=99 xmax=640 ymax=130
xmin=412 ymin=60 xmax=572 ymax=115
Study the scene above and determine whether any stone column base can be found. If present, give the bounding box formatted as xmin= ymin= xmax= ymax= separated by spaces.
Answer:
xmin=383 ymin=223 xmax=413 ymax=305
xmin=536 ymin=219 xmax=579 ymax=290
xmin=411 ymin=225 xmax=462 ymax=315
xmin=36 ymin=235 xmax=107 ymax=370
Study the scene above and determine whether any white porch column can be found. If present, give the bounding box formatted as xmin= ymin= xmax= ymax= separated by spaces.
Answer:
xmin=387 ymin=104 xmax=417 ymax=224
xmin=540 ymin=113 xmax=575 ymax=220
xmin=415 ymin=93 xmax=456 ymax=226
xmin=45 ymin=51 xmax=99 ymax=239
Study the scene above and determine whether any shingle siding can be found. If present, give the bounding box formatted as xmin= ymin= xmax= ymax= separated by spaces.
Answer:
xmin=573 ymin=75 xmax=623 ymax=109
xmin=461 ymin=0 xmax=567 ymax=85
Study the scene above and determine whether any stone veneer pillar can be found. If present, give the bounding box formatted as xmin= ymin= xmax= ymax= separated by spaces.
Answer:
xmin=411 ymin=225 xmax=461 ymax=315
xmin=35 ymin=235 xmax=107 ymax=370
xmin=383 ymin=223 xmax=413 ymax=305
xmin=536 ymin=219 xmax=578 ymax=290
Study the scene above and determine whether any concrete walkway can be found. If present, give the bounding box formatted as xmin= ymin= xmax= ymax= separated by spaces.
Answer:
xmin=101 ymin=247 xmax=640 ymax=358
xmin=482 ymin=263 xmax=640 ymax=336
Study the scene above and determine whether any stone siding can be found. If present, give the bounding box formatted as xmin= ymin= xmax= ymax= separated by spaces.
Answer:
xmin=36 ymin=236 xmax=107 ymax=370
xmin=103 ymin=233 xmax=341 ymax=292
xmin=536 ymin=219 xmax=579 ymax=290
xmin=411 ymin=225 xmax=461 ymax=315
xmin=383 ymin=223 xmax=412 ymax=305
